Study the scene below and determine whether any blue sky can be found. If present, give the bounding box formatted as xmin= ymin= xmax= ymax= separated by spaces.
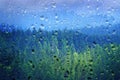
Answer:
xmin=0 ymin=0 xmax=120 ymax=30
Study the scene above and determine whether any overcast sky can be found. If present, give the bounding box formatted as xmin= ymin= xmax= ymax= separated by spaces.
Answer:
xmin=0 ymin=0 xmax=120 ymax=30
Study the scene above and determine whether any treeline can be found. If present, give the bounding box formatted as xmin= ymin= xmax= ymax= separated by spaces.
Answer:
xmin=0 ymin=24 xmax=120 ymax=53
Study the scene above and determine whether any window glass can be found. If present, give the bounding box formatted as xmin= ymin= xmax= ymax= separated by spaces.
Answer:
xmin=0 ymin=0 xmax=120 ymax=80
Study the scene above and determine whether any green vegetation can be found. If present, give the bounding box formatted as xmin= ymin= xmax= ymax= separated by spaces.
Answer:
xmin=0 ymin=25 xmax=120 ymax=80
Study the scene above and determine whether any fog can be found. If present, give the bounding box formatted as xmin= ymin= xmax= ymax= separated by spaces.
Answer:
xmin=0 ymin=0 xmax=120 ymax=30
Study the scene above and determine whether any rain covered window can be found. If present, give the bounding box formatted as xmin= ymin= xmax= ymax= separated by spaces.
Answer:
xmin=0 ymin=0 xmax=120 ymax=80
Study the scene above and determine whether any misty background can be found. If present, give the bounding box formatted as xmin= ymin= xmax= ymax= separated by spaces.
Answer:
xmin=0 ymin=0 xmax=120 ymax=30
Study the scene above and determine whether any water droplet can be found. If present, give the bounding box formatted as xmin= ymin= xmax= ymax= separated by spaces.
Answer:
xmin=111 ymin=71 xmax=115 ymax=76
xmin=87 ymin=77 xmax=92 ymax=80
xmin=40 ymin=15 xmax=45 ymax=21
xmin=64 ymin=70 xmax=69 ymax=78
xmin=87 ymin=5 xmax=90 ymax=9
xmin=32 ymin=49 xmax=35 ymax=54
xmin=52 ymin=2 xmax=56 ymax=8
xmin=56 ymin=58 xmax=59 ymax=61
xmin=23 ymin=10 xmax=27 ymax=14
xmin=28 ymin=76 xmax=32 ymax=80
xmin=86 ymin=24 xmax=92 ymax=28
xmin=54 ymin=55 xmax=57 ymax=58
xmin=31 ymin=24 xmax=35 ymax=30
xmin=100 ymin=71 xmax=104 ymax=75
xmin=55 ymin=14 xmax=58 ymax=19
xmin=40 ymin=24 xmax=45 ymax=29
xmin=112 ymin=30 xmax=116 ymax=35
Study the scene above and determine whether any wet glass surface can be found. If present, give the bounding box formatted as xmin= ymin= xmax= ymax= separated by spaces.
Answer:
xmin=0 ymin=0 xmax=120 ymax=80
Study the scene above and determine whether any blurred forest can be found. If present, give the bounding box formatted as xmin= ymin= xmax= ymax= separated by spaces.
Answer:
xmin=0 ymin=24 xmax=120 ymax=80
